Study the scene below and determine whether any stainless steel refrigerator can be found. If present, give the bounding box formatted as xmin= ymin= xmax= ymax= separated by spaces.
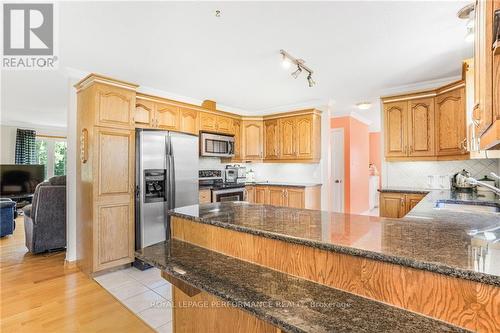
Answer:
xmin=135 ymin=129 xmax=198 ymax=253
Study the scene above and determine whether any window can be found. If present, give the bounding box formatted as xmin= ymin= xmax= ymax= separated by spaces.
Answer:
xmin=35 ymin=137 xmax=67 ymax=179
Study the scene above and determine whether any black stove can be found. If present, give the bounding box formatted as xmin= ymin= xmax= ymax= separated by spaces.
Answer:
xmin=199 ymin=169 xmax=245 ymax=190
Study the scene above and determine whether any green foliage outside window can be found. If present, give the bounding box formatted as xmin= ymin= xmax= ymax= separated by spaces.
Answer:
xmin=55 ymin=141 xmax=67 ymax=176
xmin=35 ymin=139 xmax=48 ymax=179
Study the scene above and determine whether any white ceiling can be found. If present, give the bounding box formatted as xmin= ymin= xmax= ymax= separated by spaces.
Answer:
xmin=1 ymin=1 xmax=472 ymax=131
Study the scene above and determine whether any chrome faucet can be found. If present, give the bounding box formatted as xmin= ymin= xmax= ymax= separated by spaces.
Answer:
xmin=466 ymin=177 xmax=500 ymax=196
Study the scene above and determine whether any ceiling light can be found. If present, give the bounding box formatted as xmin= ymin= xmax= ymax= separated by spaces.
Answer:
xmin=356 ymin=102 xmax=372 ymax=110
xmin=282 ymin=54 xmax=291 ymax=69
xmin=307 ymin=73 xmax=315 ymax=87
xmin=291 ymin=65 xmax=302 ymax=79
xmin=280 ymin=49 xmax=316 ymax=87
xmin=457 ymin=3 xmax=475 ymax=43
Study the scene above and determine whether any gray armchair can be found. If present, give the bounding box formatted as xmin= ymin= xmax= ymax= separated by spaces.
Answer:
xmin=23 ymin=176 xmax=66 ymax=253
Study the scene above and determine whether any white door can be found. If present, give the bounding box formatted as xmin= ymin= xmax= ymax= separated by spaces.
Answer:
xmin=331 ymin=129 xmax=344 ymax=213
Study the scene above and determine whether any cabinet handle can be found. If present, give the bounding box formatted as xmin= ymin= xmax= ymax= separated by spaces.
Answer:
xmin=472 ymin=104 xmax=481 ymax=127
xmin=400 ymin=198 xmax=405 ymax=206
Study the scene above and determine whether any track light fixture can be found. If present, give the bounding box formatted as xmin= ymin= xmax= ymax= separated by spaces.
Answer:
xmin=280 ymin=49 xmax=315 ymax=87
xmin=307 ymin=73 xmax=315 ymax=87
xmin=291 ymin=65 xmax=302 ymax=79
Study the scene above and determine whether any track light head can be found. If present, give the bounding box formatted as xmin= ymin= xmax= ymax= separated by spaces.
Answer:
xmin=307 ymin=73 xmax=315 ymax=87
xmin=291 ymin=65 xmax=302 ymax=79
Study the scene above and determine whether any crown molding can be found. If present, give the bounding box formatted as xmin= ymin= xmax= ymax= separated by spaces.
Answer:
xmin=380 ymin=75 xmax=462 ymax=96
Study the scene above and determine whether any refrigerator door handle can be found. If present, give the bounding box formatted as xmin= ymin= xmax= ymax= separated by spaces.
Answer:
xmin=169 ymin=143 xmax=176 ymax=209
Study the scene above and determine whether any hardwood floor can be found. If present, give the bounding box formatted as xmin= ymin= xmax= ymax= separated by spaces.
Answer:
xmin=0 ymin=217 xmax=154 ymax=332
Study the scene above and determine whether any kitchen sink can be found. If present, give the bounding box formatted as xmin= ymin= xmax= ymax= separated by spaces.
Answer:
xmin=435 ymin=201 xmax=500 ymax=213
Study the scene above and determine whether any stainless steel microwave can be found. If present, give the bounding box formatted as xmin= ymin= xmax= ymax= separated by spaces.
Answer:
xmin=199 ymin=132 xmax=235 ymax=157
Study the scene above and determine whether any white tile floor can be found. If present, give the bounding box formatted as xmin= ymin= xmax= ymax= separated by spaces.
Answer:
xmin=94 ymin=266 xmax=173 ymax=333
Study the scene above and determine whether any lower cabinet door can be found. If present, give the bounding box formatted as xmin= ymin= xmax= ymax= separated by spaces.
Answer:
xmin=255 ymin=186 xmax=267 ymax=204
xmin=245 ymin=186 xmax=255 ymax=203
xmin=379 ymin=193 xmax=405 ymax=218
xmin=96 ymin=201 xmax=134 ymax=270
xmin=268 ymin=187 xmax=285 ymax=206
xmin=405 ymin=194 xmax=425 ymax=213
xmin=286 ymin=188 xmax=305 ymax=209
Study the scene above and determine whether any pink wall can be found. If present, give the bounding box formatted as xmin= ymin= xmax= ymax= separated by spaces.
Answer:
xmin=369 ymin=132 xmax=382 ymax=187
xmin=331 ymin=117 xmax=370 ymax=214
xmin=331 ymin=117 xmax=351 ymax=213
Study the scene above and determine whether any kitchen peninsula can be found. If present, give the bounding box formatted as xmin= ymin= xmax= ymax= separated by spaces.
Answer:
xmin=137 ymin=191 xmax=500 ymax=333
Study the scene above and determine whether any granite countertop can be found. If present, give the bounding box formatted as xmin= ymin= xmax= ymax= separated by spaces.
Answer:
xmin=245 ymin=181 xmax=322 ymax=187
xmin=378 ymin=187 xmax=431 ymax=194
xmin=136 ymin=239 xmax=470 ymax=333
xmin=169 ymin=190 xmax=500 ymax=286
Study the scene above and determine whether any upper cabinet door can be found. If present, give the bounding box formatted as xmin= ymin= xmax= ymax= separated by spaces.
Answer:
xmin=232 ymin=119 xmax=241 ymax=159
xmin=384 ymin=101 xmax=407 ymax=158
xmin=295 ymin=115 xmax=314 ymax=159
xmin=155 ymin=103 xmax=179 ymax=130
xmin=135 ymin=99 xmax=154 ymax=128
xmin=435 ymin=87 xmax=466 ymax=156
xmin=96 ymin=85 xmax=135 ymax=129
xmin=408 ymin=98 xmax=435 ymax=157
xmin=264 ymin=119 xmax=280 ymax=159
xmin=179 ymin=108 xmax=198 ymax=135
xmin=199 ymin=112 xmax=217 ymax=132
xmin=279 ymin=117 xmax=296 ymax=159
xmin=216 ymin=116 xmax=233 ymax=134
xmin=243 ymin=121 xmax=263 ymax=159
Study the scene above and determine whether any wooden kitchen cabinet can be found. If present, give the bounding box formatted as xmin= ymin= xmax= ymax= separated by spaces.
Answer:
xmin=199 ymin=188 xmax=211 ymax=204
xmin=245 ymin=186 xmax=255 ymax=203
xmin=384 ymin=101 xmax=407 ymax=158
xmin=242 ymin=120 xmax=264 ymax=160
xmin=264 ymin=119 xmax=280 ymax=159
xmin=248 ymin=185 xmax=320 ymax=209
xmin=277 ymin=113 xmax=321 ymax=161
xmin=379 ymin=192 xmax=426 ymax=218
xmin=155 ymin=102 xmax=180 ymax=130
xmin=254 ymin=186 xmax=267 ymax=204
xmin=75 ymin=74 xmax=138 ymax=275
xmin=232 ymin=119 xmax=241 ymax=159
xmin=408 ymin=98 xmax=435 ymax=157
xmin=285 ymin=187 xmax=305 ymax=209
xmin=405 ymin=193 xmax=425 ymax=212
xmin=95 ymin=84 xmax=136 ymax=129
xmin=215 ymin=115 xmax=233 ymax=134
xmin=199 ymin=112 xmax=233 ymax=134
xmin=382 ymin=80 xmax=467 ymax=161
xmin=179 ymin=108 xmax=198 ymax=135
xmin=135 ymin=99 xmax=154 ymax=127
xmin=435 ymin=86 xmax=467 ymax=156
xmin=279 ymin=117 xmax=296 ymax=159
xmin=474 ymin=0 xmax=500 ymax=150
xmin=295 ymin=115 xmax=315 ymax=159
xmin=268 ymin=187 xmax=285 ymax=206
xmin=199 ymin=112 xmax=217 ymax=132
xmin=379 ymin=192 xmax=406 ymax=218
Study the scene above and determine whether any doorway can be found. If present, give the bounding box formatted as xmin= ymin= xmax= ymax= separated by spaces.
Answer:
xmin=331 ymin=128 xmax=344 ymax=213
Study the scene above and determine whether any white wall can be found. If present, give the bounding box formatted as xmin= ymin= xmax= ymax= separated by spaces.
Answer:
xmin=383 ymin=159 xmax=500 ymax=189
xmin=0 ymin=124 xmax=67 ymax=164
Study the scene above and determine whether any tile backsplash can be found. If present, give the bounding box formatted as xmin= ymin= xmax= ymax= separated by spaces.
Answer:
xmin=199 ymin=157 xmax=321 ymax=183
xmin=383 ymin=159 xmax=500 ymax=189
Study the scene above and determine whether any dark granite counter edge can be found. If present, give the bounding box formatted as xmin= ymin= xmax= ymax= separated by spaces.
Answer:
xmin=136 ymin=241 xmax=471 ymax=333
xmin=378 ymin=188 xmax=431 ymax=194
xmin=151 ymin=262 xmax=305 ymax=333
xmin=168 ymin=210 xmax=500 ymax=287
xmin=245 ymin=182 xmax=322 ymax=188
